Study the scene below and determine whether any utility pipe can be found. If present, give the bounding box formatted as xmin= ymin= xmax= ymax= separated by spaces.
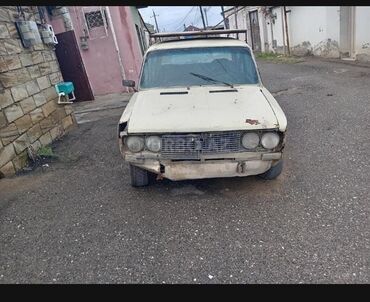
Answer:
xmin=59 ymin=6 xmax=74 ymax=31
xmin=350 ymin=6 xmax=356 ymax=59
xmin=270 ymin=17 xmax=275 ymax=53
xmin=280 ymin=7 xmax=286 ymax=55
xmin=221 ymin=6 xmax=228 ymax=29
xmin=105 ymin=6 xmax=128 ymax=93
xmin=234 ymin=6 xmax=239 ymax=39
xmin=283 ymin=6 xmax=290 ymax=56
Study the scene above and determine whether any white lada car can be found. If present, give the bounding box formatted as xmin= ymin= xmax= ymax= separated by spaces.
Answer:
xmin=118 ymin=35 xmax=287 ymax=187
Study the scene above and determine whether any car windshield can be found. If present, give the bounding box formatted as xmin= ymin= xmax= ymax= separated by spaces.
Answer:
xmin=140 ymin=46 xmax=259 ymax=89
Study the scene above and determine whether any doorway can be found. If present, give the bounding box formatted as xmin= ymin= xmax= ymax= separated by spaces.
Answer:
xmin=55 ymin=30 xmax=94 ymax=101
xmin=339 ymin=6 xmax=355 ymax=59
xmin=249 ymin=10 xmax=262 ymax=52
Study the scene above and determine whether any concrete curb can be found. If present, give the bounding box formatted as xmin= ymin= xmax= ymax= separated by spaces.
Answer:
xmin=74 ymin=102 xmax=128 ymax=115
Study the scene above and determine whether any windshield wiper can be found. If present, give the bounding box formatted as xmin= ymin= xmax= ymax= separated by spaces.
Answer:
xmin=189 ymin=72 xmax=234 ymax=88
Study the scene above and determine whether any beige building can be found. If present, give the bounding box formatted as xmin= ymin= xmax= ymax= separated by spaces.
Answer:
xmin=224 ymin=6 xmax=370 ymax=62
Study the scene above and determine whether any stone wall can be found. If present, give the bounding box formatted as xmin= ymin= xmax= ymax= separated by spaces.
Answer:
xmin=0 ymin=6 xmax=76 ymax=178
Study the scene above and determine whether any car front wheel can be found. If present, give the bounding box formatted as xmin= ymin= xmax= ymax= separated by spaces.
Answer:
xmin=259 ymin=160 xmax=283 ymax=180
xmin=129 ymin=164 xmax=149 ymax=187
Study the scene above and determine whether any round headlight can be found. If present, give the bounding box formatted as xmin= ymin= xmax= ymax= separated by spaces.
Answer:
xmin=261 ymin=132 xmax=280 ymax=149
xmin=126 ymin=136 xmax=144 ymax=153
xmin=241 ymin=132 xmax=260 ymax=149
xmin=145 ymin=136 xmax=161 ymax=152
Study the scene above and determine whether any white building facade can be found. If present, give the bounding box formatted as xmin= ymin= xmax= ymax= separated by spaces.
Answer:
xmin=224 ymin=6 xmax=370 ymax=62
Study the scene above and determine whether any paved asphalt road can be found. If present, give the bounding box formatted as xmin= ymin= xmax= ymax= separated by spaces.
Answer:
xmin=0 ymin=57 xmax=369 ymax=283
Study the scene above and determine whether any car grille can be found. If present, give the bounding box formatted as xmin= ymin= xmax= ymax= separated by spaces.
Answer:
xmin=161 ymin=131 xmax=243 ymax=159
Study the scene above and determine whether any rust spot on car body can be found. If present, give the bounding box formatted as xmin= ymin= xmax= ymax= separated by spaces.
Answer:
xmin=156 ymin=173 xmax=164 ymax=180
xmin=245 ymin=119 xmax=260 ymax=125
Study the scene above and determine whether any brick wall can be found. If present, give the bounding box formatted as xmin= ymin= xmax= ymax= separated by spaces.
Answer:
xmin=0 ymin=6 xmax=76 ymax=178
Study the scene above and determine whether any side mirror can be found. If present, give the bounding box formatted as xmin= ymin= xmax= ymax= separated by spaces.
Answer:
xmin=122 ymin=79 xmax=135 ymax=87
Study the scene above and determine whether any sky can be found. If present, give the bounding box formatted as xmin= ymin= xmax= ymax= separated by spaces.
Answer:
xmin=139 ymin=6 xmax=224 ymax=32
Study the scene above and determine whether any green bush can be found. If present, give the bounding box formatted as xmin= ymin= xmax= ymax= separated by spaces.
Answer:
xmin=36 ymin=146 xmax=58 ymax=158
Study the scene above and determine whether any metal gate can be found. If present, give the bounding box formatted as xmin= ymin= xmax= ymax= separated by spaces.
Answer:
xmin=55 ymin=30 xmax=94 ymax=101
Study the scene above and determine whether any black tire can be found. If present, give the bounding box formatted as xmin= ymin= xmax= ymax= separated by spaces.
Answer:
xmin=259 ymin=160 xmax=283 ymax=180
xmin=129 ymin=164 xmax=149 ymax=187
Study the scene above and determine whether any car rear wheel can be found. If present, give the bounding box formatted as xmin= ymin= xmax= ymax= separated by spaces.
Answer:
xmin=130 ymin=164 xmax=149 ymax=187
xmin=259 ymin=160 xmax=283 ymax=180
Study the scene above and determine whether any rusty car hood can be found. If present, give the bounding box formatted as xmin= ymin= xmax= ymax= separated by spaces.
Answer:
xmin=125 ymin=85 xmax=281 ymax=133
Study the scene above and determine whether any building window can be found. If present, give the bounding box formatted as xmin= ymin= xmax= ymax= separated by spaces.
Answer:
xmin=85 ymin=10 xmax=107 ymax=29
xmin=82 ymin=7 xmax=109 ymax=40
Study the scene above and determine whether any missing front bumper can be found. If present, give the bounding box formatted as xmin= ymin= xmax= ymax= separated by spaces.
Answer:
xmin=130 ymin=158 xmax=279 ymax=181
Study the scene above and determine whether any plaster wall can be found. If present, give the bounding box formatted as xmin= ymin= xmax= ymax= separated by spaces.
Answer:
xmin=354 ymin=6 xmax=370 ymax=61
xmin=47 ymin=6 xmax=144 ymax=96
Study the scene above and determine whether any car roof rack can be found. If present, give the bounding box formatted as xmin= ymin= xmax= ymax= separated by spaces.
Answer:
xmin=149 ymin=29 xmax=248 ymax=44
